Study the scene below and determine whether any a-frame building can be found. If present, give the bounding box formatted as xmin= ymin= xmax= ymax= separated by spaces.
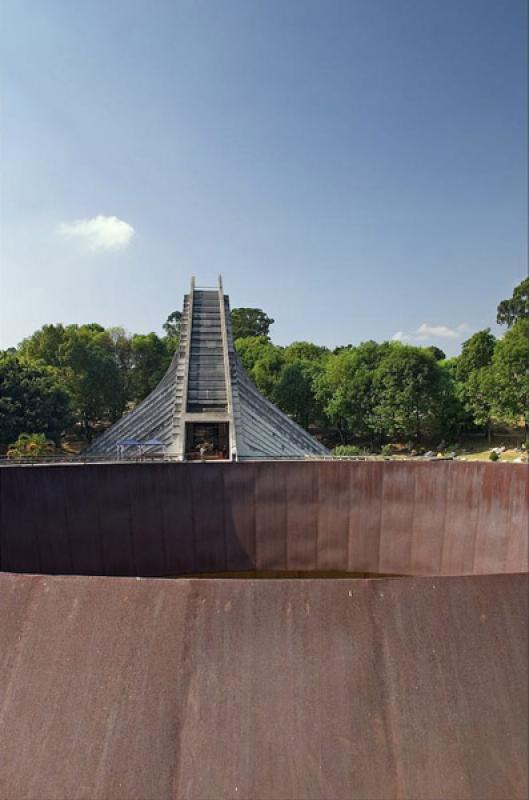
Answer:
xmin=85 ymin=277 xmax=328 ymax=460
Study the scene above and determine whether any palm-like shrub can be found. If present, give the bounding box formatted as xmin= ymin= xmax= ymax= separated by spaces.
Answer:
xmin=333 ymin=444 xmax=362 ymax=457
xmin=7 ymin=433 xmax=55 ymax=458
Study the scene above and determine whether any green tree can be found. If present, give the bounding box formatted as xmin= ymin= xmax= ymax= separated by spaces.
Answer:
xmin=130 ymin=332 xmax=171 ymax=402
xmin=497 ymin=278 xmax=529 ymax=328
xmin=316 ymin=341 xmax=390 ymax=445
xmin=436 ymin=358 xmax=473 ymax=441
xmin=235 ymin=336 xmax=284 ymax=399
xmin=457 ymin=329 xmax=496 ymax=382
xmin=235 ymin=336 xmax=277 ymax=370
xmin=163 ymin=310 xmax=182 ymax=344
xmin=455 ymin=330 xmax=497 ymax=440
xmin=283 ymin=341 xmax=330 ymax=363
xmin=464 ymin=367 xmax=495 ymax=443
xmin=106 ymin=326 xmax=133 ymax=402
xmin=107 ymin=327 xmax=133 ymax=370
xmin=373 ymin=345 xmax=442 ymax=442
xmin=231 ymin=308 xmax=274 ymax=340
xmin=272 ymin=362 xmax=317 ymax=428
xmin=425 ymin=345 xmax=446 ymax=361
xmin=315 ymin=350 xmax=351 ymax=441
xmin=273 ymin=341 xmax=329 ymax=429
xmin=0 ymin=353 xmax=72 ymax=446
xmin=491 ymin=319 xmax=529 ymax=438
xmin=18 ymin=323 xmax=67 ymax=367
xmin=252 ymin=348 xmax=285 ymax=398
xmin=58 ymin=325 xmax=128 ymax=440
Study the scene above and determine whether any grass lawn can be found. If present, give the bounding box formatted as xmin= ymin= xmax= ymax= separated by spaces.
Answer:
xmin=458 ymin=447 xmax=526 ymax=463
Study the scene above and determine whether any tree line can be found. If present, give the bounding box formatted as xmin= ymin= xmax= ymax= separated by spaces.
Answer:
xmin=1 ymin=279 xmax=527 ymax=451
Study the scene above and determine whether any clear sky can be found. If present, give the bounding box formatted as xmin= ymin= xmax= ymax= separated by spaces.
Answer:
xmin=1 ymin=0 xmax=527 ymax=355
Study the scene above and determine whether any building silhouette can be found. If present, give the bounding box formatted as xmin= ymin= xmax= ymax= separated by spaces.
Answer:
xmin=85 ymin=276 xmax=328 ymax=460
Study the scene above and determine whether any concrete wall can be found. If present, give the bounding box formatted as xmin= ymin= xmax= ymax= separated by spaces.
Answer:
xmin=1 ymin=461 xmax=527 ymax=577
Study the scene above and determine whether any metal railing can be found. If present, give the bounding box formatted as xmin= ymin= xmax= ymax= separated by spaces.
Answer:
xmin=0 ymin=453 xmax=463 ymax=467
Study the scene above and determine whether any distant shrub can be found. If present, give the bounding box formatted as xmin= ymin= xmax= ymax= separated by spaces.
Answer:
xmin=333 ymin=445 xmax=361 ymax=457
xmin=381 ymin=444 xmax=393 ymax=457
xmin=7 ymin=432 xmax=55 ymax=458
xmin=489 ymin=450 xmax=500 ymax=462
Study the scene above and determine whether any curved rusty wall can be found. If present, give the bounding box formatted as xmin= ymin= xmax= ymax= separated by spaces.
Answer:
xmin=0 ymin=461 xmax=527 ymax=577
xmin=0 ymin=572 xmax=527 ymax=800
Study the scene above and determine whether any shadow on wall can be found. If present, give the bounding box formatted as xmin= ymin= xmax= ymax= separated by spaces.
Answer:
xmin=0 ymin=461 xmax=527 ymax=578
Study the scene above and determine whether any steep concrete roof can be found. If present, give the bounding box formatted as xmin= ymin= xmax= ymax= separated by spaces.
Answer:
xmin=85 ymin=277 xmax=328 ymax=459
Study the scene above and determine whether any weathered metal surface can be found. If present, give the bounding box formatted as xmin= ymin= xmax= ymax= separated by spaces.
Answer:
xmin=1 ymin=461 xmax=527 ymax=577
xmin=409 ymin=461 xmax=447 ymax=573
xmin=0 ymin=572 xmax=526 ymax=799
xmin=223 ymin=462 xmax=256 ymax=570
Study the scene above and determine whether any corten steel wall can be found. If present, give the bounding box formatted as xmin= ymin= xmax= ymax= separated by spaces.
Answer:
xmin=0 ymin=572 xmax=527 ymax=800
xmin=0 ymin=461 xmax=527 ymax=577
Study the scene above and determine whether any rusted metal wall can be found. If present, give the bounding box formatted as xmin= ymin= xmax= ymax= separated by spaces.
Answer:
xmin=0 ymin=572 xmax=527 ymax=800
xmin=1 ymin=461 xmax=527 ymax=577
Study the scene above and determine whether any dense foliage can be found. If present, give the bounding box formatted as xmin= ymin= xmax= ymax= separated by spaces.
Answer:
xmin=231 ymin=308 xmax=274 ymax=340
xmin=0 ymin=353 xmax=72 ymax=445
xmin=1 ymin=280 xmax=527 ymax=450
xmin=496 ymin=277 xmax=529 ymax=327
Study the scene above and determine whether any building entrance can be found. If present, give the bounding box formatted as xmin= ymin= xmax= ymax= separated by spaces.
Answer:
xmin=185 ymin=422 xmax=230 ymax=460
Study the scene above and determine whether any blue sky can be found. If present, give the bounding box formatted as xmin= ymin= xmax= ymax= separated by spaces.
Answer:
xmin=1 ymin=0 xmax=526 ymax=355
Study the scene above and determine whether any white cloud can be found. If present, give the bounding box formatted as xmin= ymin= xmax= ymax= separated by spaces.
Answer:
xmin=416 ymin=322 xmax=470 ymax=339
xmin=58 ymin=215 xmax=135 ymax=250
xmin=392 ymin=322 xmax=470 ymax=343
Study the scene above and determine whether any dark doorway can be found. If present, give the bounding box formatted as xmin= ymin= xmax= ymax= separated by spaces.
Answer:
xmin=185 ymin=422 xmax=229 ymax=460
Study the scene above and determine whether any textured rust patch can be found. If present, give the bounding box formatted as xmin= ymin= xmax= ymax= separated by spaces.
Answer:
xmin=0 ymin=572 xmax=527 ymax=799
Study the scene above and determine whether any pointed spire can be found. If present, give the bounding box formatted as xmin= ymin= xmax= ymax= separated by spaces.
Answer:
xmin=84 ymin=278 xmax=328 ymax=460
